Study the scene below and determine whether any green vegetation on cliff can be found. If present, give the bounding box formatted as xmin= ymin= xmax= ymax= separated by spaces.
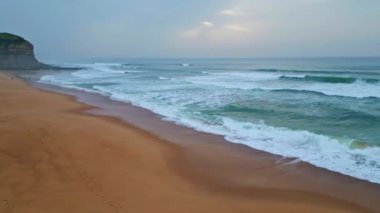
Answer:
xmin=0 ymin=33 xmax=26 ymax=46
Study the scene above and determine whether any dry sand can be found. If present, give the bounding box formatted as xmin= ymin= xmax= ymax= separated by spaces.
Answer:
xmin=0 ymin=72 xmax=379 ymax=213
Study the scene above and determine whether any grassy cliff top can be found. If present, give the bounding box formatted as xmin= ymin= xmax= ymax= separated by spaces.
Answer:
xmin=0 ymin=33 xmax=26 ymax=45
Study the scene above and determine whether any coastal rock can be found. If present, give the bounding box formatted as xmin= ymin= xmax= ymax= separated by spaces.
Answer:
xmin=0 ymin=33 xmax=51 ymax=70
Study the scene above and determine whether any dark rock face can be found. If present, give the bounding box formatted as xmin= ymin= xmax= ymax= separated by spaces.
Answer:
xmin=0 ymin=33 xmax=48 ymax=70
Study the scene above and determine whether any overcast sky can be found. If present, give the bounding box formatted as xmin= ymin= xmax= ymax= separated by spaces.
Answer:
xmin=1 ymin=0 xmax=379 ymax=61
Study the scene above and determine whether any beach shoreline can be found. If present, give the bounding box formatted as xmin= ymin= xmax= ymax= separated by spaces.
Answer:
xmin=0 ymin=71 xmax=379 ymax=212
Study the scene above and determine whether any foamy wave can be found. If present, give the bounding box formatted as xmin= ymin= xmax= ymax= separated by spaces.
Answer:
xmin=183 ymin=72 xmax=380 ymax=98
xmin=218 ymin=118 xmax=380 ymax=184
xmin=88 ymin=63 xmax=143 ymax=74
xmin=40 ymin=75 xmax=73 ymax=85
xmin=174 ymin=114 xmax=380 ymax=184
xmin=158 ymin=76 xmax=170 ymax=80
xmin=92 ymin=63 xmax=129 ymax=74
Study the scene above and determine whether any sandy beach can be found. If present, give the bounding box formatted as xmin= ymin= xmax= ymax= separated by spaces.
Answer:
xmin=0 ymin=71 xmax=379 ymax=213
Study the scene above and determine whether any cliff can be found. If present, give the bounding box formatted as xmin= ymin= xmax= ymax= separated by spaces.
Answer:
xmin=0 ymin=33 xmax=52 ymax=70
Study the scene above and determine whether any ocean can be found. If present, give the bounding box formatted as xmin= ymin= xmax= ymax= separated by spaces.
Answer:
xmin=40 ymin=58 xmax=380 ymax=184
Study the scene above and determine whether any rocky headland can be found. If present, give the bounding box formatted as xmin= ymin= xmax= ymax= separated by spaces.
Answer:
xmin=0 ymin=33 xmax=74 ymax=70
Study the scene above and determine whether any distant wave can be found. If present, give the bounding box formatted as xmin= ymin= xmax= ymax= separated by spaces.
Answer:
xmin=253 ymin=68 xmax=380 ymax=76
xmin=184 ymin=72 xmax=380 ymax=99
xmin=222 ymin=103 xmax=380 ymax=123
xmin=262 ymin=86 xmax=380 ymax=99
xmin=254 ymin=68 xmax=280 ymax=72
xmin=280 ymin=75 xmax=380 ymax=84
xmin=247 ymin=88 xmax=380 ymax=100
xmin=158 ymin=76 xmax=170 ymax=80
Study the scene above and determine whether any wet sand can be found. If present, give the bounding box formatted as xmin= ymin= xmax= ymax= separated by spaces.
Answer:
xmin=0 ymin=72 xmax=379 ymax=212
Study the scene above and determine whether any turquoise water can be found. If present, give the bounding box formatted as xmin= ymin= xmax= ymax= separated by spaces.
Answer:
xmin=40 ymin=58 xmax=380 ymax=183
